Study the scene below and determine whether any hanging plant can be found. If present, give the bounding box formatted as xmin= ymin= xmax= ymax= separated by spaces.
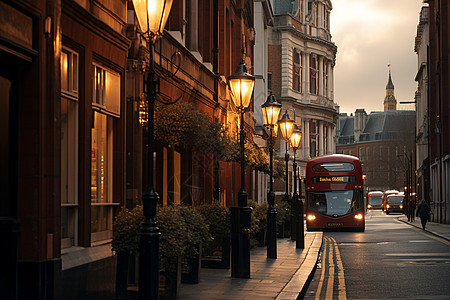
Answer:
xmin=154 ymin=102 xmax=234 ymax=158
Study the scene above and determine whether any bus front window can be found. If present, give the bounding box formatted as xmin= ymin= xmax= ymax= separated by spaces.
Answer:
xmin=307 ymin=190 xmax=363 ymax=216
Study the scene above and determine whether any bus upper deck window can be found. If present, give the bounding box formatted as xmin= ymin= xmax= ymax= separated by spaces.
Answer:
xmin=312 ymin=162 xmax=355 ymax=172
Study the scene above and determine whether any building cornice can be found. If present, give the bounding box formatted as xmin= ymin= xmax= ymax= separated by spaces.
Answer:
xmin=275 ymin=25 xmax=337 ymax=53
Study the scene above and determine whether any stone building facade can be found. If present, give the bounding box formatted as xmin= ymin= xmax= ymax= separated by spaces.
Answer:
xmin=255 ymin=0 xmax=338 ymax=199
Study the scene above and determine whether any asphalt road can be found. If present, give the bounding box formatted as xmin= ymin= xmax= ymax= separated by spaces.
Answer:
xmin=304 ymin=210 xmax=450 ymax=299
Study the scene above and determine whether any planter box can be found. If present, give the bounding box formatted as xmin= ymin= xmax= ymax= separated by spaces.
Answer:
xmin=201 ymin=237 xmax=230 ymax=269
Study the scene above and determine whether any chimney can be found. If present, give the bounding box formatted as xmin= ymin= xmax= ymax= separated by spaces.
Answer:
xmin=354 ymin=108 xmax=367 ymax=142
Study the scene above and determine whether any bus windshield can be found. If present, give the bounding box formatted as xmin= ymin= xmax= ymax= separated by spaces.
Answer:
xmin=369 ymin=196 xmax=383 ymax=205
xmin=307 ymin=190 xmax=363 ymax=216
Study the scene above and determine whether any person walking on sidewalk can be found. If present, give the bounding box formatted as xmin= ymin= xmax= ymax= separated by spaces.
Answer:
xmin=416 ymin=200 xmax=431 ymax=230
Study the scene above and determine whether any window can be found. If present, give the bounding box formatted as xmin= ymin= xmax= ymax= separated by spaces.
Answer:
xmin=267 ymin=72 xmax=272 ymax=92
xmin=61 ymin=47 xmax=79 ymax=249
xmin=91 ymin=64 xmax=121 ymax=244
xmin=310 ymin=55 xmax=318 ymax=94
xmin=359 ymin=147 xmax=363 ymax=159
xmin=93 ymin=64 xmax=121 ymax=116
xmin=323 ymin=59 xmax=328 ymax=96
xmin=91 ymin=111 xmax=116 ymax=243
xmin=293 ymin=49 xmax=301 ymax=92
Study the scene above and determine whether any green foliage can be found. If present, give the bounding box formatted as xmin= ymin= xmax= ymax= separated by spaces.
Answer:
xmin=196 ymin=202 xmax=231 ymax=255
xmin=275 ymin=201 xmax=291 ymax=228
xmin=154 ymin=102 xmax=233 ymax=158
xmin=248 ymin=200 xmax=268 ymax=247
xmin=155 ymin=206 xmax=187 ymax=272
xmin=177 ymin=206 xmax=213 ymax=258
xmin=112 ymin=205 xmax=145 ymax=254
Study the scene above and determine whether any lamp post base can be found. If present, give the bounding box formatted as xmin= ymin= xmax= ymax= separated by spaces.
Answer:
xmin=267 ymin=206 xmax=277 ymax=259
xmin=296 ymin=197 xmax=305 ymax=249
xmin=230 ymin=207 xmax=251 ymax=278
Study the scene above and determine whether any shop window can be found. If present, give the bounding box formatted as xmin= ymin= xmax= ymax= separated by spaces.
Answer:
xmin=61 ymin=47 xmax=79 ymax=249
xmin=91 ymin=111 xmax=117 ymax=243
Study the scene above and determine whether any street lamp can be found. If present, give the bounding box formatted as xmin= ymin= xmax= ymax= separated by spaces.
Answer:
xmin=290 ymin=125 xmax=304 ymax=248
xmin=278 ymin=110 xmax=294 ymax=239
xmin=132 ymin=0 xmax=173 ymax=298
xmin=228 ymin=61 xmax=255 ymax=278
xmin=262 ymin=95 xmax=282 ymax=259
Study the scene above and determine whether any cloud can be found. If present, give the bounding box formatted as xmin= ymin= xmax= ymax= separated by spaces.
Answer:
xmin=331 ymin=0 xmax=424 ymax=113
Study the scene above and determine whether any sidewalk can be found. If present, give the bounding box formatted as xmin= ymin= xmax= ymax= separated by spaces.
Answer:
xmin=398 ymin=215 xmax=450 ymax=241
xmin=180 ymin=232 xmax=323 ymax=300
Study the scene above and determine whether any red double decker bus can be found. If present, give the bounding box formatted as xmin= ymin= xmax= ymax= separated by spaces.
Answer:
xmin=305 ymin=154 xmax=365 ymax=232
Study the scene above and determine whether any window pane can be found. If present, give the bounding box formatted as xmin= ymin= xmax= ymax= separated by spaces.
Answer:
xmin=91 ymin=206 xmax=112 ymax=233
xmin=104 ymin=70 xmax=120 ymax=115
xmin=61 ymin=51 xmax=69 ymax=91
xmin=91 ymin=112 xmax=108 ymax=204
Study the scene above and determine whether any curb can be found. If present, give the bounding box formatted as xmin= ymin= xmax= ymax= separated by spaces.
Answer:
xmin=397 ymin=217 xmax=450 ymax=242
xmin=276 ymin=232 xmax=323 ymax=300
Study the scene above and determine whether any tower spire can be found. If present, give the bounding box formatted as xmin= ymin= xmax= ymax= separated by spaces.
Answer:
xmin=384 ymin=65 xmax=397 ymax=111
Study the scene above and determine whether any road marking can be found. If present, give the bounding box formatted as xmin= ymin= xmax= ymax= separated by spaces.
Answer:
xmin=410 ymin=226 xmax=450 ymax=246
xmin=315 ymin=237 xmax=328 ymax=300
xmin=325 ymin=239 xmax=335 ymax=299
xmin=332 ymin=237 xmax=347 ymax=300
xmin=314 ymin=237 xmax=347 ymax=300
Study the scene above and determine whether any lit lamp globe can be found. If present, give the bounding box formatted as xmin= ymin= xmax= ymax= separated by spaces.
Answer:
xmin=290 ymin=126 xmax=302 ymax=151
xmin=228 ymin=63 xmax=255 ymax=110
xmin=261 ymin=95 xmax=282 ymax=127
xmin=278 ymin=110 xmax=295 ymax=142
xmin=132 ymin=0 xmax=174 ymax=39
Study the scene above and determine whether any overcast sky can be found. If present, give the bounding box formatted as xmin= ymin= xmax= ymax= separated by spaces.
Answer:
xmin=331 ymin=0 xmax=425 ymax=114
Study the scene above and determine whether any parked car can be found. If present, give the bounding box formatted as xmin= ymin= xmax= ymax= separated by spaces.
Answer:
xmin=385 ymin=194 xmax=404 ymax=214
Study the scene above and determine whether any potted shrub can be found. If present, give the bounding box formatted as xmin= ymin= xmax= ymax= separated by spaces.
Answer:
xmin=276 ymin=201 xmax=291 ymax=238
xmin=197 ymin=203 xmax=231 ymax=269
xmin=248 ymin=201 xmax=268 ymax=247
xmin=112 ymin=205 xmax=144 ymax=300
xmin=156 ymin=206 xmax=187 ymax=300
xmin=177 ymin=206 xmax=212 ymax=284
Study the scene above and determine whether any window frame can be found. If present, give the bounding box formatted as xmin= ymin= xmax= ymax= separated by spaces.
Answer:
xmin=61 ymin=46 xmax=79 ymax=249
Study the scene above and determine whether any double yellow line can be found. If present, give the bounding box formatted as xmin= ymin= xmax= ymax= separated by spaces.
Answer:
xmin=314 ymin=236 xmax=346 ymax=300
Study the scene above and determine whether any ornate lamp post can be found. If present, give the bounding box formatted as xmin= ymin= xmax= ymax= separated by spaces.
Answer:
xmin=290 ymin=125 xmax=304 ymax=248
xmin=261 ymin=95 xmax=282 ymax=259
xmin=278 ymin=111 xmax=294 ymax=239
xmin=131 ymin=0 xmax=173 ymax=298
xmin=228 ymin=61 xmax=255 ymax=278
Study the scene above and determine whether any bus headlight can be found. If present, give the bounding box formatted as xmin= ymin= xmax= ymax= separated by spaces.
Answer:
xmin=400 ymin=205 xmax=403 ymax=209
xmin=307 ymin=215 xmax=316 ymax=221
xmin=354 ymin=213 xmax=363 ymax=220
xmin=386 ymin=204 xmax=390 ymax=209
xmin=367 ymin=204 xmax=372 ymax=209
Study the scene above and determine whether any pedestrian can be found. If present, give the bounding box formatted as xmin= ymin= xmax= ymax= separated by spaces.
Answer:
xmin=416 ymin=200 xmax=430 ymax=230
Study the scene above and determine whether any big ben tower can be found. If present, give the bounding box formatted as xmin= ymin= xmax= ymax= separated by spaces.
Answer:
xmin=384 ymin=65 xmax=397 ymax=111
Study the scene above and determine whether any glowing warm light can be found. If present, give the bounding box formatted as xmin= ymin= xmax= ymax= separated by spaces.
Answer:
xmin=386 ymin=205 xmax=390 ymax=209
xmin=278 ymin=110 xmax=294 ymax=141
xmin=307 ymin=215 xmax=316 ymax=221
xmin=290 ymin=126 xmax=302 ymax=150
xmin=228 ymin=64 xmax=255 ymax=109
xmin=367 ymin=204 xmax=372 ymax=209
xmin=354 ymin=213 xmax=363 ymax=220
xmin=261 ymin=95 xmax=282 ymax=127
xmin=400 ymin=205 xmax=403 ymax=209
xmin=132 ymin=0 xmax=174 ymax=38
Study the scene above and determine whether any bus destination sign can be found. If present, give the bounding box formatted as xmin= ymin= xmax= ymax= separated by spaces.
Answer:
xmin=311 ymin=175 xmax=356 ymax=184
